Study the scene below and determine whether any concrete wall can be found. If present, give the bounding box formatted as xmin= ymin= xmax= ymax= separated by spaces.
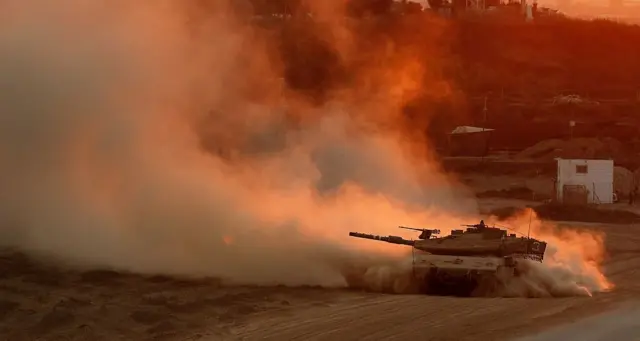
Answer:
xmin=556 ymin=159 xmax=614 ymax=204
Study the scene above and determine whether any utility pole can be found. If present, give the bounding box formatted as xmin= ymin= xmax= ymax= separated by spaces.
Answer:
xmin=483 ymin=95 xmax=488 ymax=123
xmin=569 ymin=102 xmax=575 ymax=141
xmin=481 ymin=94 xmax=489 ymax=163
xmin=569 ymin=120 xmax=575 ymax=141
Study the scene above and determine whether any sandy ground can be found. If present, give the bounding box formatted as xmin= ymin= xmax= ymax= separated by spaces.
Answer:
xmin=1 ymin=179 xmax=640 ymax=341
xmin=514 ymin=303 xmax=640 ymax=341
xmin=227 ymin=220 xmax=640 ymax=341
xmin=1 ymin=217 xmax=639 ymax=341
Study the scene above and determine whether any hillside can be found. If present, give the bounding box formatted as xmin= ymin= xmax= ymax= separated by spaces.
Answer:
xmin=455 ymin=17 xmax=640 ymax=97
xmin=453 ymin=17 xmax=640 ymax=153
xmin=248 ymin=12 xmax=640 ymax=155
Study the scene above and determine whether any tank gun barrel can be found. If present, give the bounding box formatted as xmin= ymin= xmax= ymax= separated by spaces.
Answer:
xmin=348 ymin=232 xmax=415 ymax=246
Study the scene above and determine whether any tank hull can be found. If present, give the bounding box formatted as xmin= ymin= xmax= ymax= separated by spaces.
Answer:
xmin=410 ymin=252 xmax=518 ymax=296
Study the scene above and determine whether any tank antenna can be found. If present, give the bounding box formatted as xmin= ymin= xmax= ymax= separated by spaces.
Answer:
xmin=527 ymin=206 xmax=533 ymax=240
xmin=411 ymin=237 xmax=416 ymax=278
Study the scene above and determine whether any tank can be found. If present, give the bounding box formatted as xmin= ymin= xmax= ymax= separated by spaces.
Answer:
xmin=348 ymin=222 xmax=548 ymax=296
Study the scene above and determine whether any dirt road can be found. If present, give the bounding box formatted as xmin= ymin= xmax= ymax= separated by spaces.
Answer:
xmin=1 ymin=222 xmax=638 ymax=341
xmin=514 ymin=303 xmax=640 ymax=341
xmin=229 ymin=295 xmax=619 ymax=341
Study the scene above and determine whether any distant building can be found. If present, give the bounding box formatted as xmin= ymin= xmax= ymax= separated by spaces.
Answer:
xmin=448 ymin=126 xmax=494 ymax=157
xmin=555 ymin=158 xmax=614 ymax=204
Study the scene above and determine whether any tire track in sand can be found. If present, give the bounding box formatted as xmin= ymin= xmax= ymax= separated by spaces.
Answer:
xmin=229 ymin=295 xmax=617 ymax=341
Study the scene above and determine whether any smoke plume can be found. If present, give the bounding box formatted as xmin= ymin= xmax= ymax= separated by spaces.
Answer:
xmin=0 ymin=0 xmax=611 ymax=298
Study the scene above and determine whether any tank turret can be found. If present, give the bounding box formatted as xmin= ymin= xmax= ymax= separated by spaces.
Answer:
xmin=398 ymin=226 xmax=440 ymax=240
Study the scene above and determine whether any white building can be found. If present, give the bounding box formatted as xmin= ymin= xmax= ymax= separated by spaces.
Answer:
xmin=555 ymin=158 xmax=614 ymax=204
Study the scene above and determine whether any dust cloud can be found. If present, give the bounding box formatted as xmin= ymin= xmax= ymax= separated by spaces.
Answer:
xmin=354 ymin=209 xmax=613 ymax=297
xmin=492 ymin=209 xmax=612 ymax=297
xmin=0 ymin=0 xmax=611 ymax=298
xmin=0 ymin=0 xmax=474 ymax=287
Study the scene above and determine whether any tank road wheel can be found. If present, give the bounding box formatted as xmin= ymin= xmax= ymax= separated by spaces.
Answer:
xmin=424 ymin=276 xmax=453 ymax=296
xmin=453 ymin=280 xmax=477 ymax=297
xmin=422 ymin=268 xmax=445 ymax=295
xmin=421 ymin=269 xmax=436 ymax=295
xmin=471 ymin=274 xmax=499 ymax=297
xmin=472 ymin=267 xmax=514 ymax=297
xmin=422 ymin=270 xmax=476 ymax=297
